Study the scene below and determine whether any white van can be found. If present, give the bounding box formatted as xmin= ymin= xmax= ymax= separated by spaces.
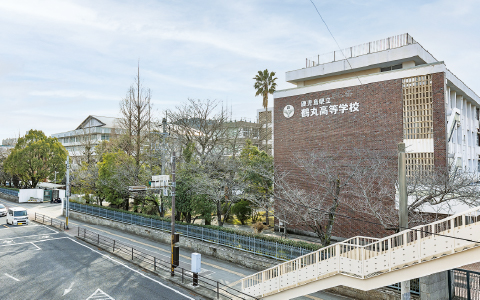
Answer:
xmin=6 ymin=207 xmax=29 ymax=225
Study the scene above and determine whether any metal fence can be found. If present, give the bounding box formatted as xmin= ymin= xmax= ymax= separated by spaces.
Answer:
xmin=77 ymin=227 xmax=257 ymax=300
xmin=33 ymin=212 xmax=66 ymax=231
xmin=67 ymin=201 xmax=312 ymax=260
xmin=449 ymin=269 xmax=480 ymax=300
xmin=0 ymin=188 xmax=18 ymax=196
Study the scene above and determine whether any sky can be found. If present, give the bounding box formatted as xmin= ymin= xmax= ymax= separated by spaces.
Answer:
xmin=1 ymin=0 xmax=479 ymax=141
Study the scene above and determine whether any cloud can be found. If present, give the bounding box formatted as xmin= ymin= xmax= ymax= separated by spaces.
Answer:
xmin=29 ymin=90 xmax=118 ymax=101
xmin=0 ymin=0 xmax=479 ymax=142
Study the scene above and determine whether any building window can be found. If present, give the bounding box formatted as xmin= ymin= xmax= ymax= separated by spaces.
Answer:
xmin=402 ymin=75 xmax=433 ymax=139
xmin=406 ymin=152 xmax=434 ymax=177
xmin=381 ymin=64 xmax=403 ymax=72
xmin=101 ymin=134 xmax=110 ymax=141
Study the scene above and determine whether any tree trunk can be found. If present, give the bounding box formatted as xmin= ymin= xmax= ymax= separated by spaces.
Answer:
xmin=160 ymin=196 xmax=165 ymax=217
xmin=265 ymin=205 xmax=269 ymax=225
xmin=323 ymin=179 xmax=341 ymax=246
xmin=216 ymin=201 xmax=223 ymax=226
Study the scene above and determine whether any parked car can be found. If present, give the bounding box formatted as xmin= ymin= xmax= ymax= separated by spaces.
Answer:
xmin=6 ymin=207 xmax=29 ymax=225
xmin=0 ymin=204 xmax=6 ymax=217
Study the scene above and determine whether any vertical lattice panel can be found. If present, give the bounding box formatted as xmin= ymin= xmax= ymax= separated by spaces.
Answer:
xmin=405 ymin=152 xmax=434 ymax=177
xmin=402 ymin=75 xmax=433 ymax=139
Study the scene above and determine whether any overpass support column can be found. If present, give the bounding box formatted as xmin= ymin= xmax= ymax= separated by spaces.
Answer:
xmin=419 ymin=271 xmax=449 ymax=300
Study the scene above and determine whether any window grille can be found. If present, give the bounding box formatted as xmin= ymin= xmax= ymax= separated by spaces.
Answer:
xmin=405 ymin=152 xmax=434 ymax=177
xmin=402 ymin=75 xmax=433 ymax=139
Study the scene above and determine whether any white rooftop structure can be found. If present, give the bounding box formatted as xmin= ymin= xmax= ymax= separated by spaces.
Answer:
xmin=51 ymin=115 xmax=121 ymax=160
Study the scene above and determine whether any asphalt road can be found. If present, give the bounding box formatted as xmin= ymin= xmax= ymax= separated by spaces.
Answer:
xmin=0 ymin=198 xmax=353 ymax=300
xmin=0 ymin=224 xmax=203 ymax=300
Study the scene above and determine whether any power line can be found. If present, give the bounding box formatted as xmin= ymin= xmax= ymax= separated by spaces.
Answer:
xmin=308 ymin=0 xmax=363 ymax=85
xmin=275 ymin=196 xmax=480 ymax=244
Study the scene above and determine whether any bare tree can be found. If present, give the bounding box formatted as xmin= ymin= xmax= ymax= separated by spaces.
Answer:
xmin=117 ymin=65 xmax=154 ymax=178
xmin=274 ymin=150 xmax=365 ymax=246
xmin=168 ymin=99 xmax=230 ymax=161
xmin=190 ymin=153 xmax=250 ymax=226
xmin=340 ymin=156 xmax=480 ymax=232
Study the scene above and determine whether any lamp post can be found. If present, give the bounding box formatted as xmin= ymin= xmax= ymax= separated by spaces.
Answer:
xmin=398 ymin=143 xmax=410 ymax=300
xmin=54 ymin=171 xmax=58 ymax=184
xmin=170 ymin=151 xmax=178 ymax=276
xmin=65 ymin=157 xmax=70 ymax=230
xmin=161 ymin=117 xmax=168 ymax=217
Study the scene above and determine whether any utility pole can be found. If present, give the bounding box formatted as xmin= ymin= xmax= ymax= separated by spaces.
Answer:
xmin=54 ymin=171 xmax=58 ymax=184
xmin=171 ymin=151 xmax=178 ymax=276
xmin=398 ymin=143 xmax=410 ymax=300
xmin=161 ymin=117 xmax=167 ymax=217
xmin=65 ymin=157 xmax=70 ymax=230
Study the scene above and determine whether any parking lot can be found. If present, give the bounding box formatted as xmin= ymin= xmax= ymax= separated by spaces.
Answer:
xmin=0 ymin=223 xmax=203 ymax=300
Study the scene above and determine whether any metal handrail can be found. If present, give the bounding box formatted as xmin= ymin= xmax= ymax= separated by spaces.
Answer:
xmin=32 ymin=212 xmax=66 ymax=230
xmin=305 ymin=33 xmax=416 ymax=68
xmin=77 ymin=227 xmax=258 ymax=300
xmin=241 ymin=205 xmax=480 ymax=297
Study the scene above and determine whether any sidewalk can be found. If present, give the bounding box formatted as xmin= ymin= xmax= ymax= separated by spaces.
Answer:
xmin=0 ymin=198 xmax=352 ymax=300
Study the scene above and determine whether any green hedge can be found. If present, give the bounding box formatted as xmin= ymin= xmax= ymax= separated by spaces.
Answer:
xmin=0 ymin=186 xmax=20 ymax=191
xmin=69 ymin=199 xmax=322 ymax=251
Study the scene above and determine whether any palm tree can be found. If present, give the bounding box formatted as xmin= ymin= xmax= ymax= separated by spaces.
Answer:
xmin=253 ymin=69 xmax=277 ymax=111
xmin=253 ymin=69 xmax=277 ymax=153
xmin=253 ymin=69 xmax=276 ymax=226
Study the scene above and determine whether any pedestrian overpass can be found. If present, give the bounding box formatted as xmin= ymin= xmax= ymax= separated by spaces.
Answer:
xmin=241 ymin=206 xmax=480 ymax=299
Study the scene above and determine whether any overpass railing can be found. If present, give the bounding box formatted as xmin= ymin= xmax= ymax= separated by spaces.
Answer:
xmin=242 ymin=206 xmax=480 ymax=297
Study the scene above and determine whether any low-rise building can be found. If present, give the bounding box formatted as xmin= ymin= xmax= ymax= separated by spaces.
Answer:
xmin=51 ymin=115 xmax=120 ymax=162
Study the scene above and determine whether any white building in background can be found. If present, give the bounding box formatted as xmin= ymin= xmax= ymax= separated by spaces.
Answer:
xmin=51 ymin=115 xmax=120 ymax=159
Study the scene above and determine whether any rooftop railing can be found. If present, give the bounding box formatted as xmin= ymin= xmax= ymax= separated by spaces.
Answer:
xmin=305 ymin=33 xmax=416 ymax=68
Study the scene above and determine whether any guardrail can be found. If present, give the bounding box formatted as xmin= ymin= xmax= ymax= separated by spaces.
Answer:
xmin=77 ymin=227 xmax=257 ymax=300
xmin=242 ymin=205 xmax=480 ymax=298
xmin=67 ymin=201 xmax=312 ymax=260
xmin=0 ymin=188 xmax=19 ymax=197
xmin=33 ymin=212 xmax=66 ymax=230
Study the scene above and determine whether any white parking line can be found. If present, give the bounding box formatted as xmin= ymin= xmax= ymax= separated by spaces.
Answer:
xmin=4 ymin=273 xmax=20 ymax=281
xmin=0 ymin=233 xmax=58 ymax=241
xmin=0 ymin=224 xmax=47 ymax=230
xmin=31 ymin=243 xmax=41 ymax=250
xmin=67 ymin=238 xmax=196 ymax=300
xmin=40 ymin=225 xmax=59 ymax=233
xmin=0 ymin=237 xmax=69 ymax=247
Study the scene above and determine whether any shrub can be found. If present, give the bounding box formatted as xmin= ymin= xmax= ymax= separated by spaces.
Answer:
xmin=252 ymin=221 xmax=267 ymax=234
xmin=231 ymin=200 xmax=252 ymax=225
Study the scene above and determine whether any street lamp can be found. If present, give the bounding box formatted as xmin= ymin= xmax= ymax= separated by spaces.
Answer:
xmin=65 ymin=157 xmax=70 ymax=229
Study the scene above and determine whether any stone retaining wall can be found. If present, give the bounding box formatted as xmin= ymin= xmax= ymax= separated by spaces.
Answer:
xmin=67 ymin=210 xmax=280 ymax=271
xmin=0 ymin=192 xmax=19 ymax=202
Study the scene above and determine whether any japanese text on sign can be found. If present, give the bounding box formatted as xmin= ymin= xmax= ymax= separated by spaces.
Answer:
xmin=300 ymin=98 xmax=359 ymax=118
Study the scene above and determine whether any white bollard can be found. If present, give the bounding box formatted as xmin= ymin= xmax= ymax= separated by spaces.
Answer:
xmin=191 ymin=253 xmax=201 ymax=286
